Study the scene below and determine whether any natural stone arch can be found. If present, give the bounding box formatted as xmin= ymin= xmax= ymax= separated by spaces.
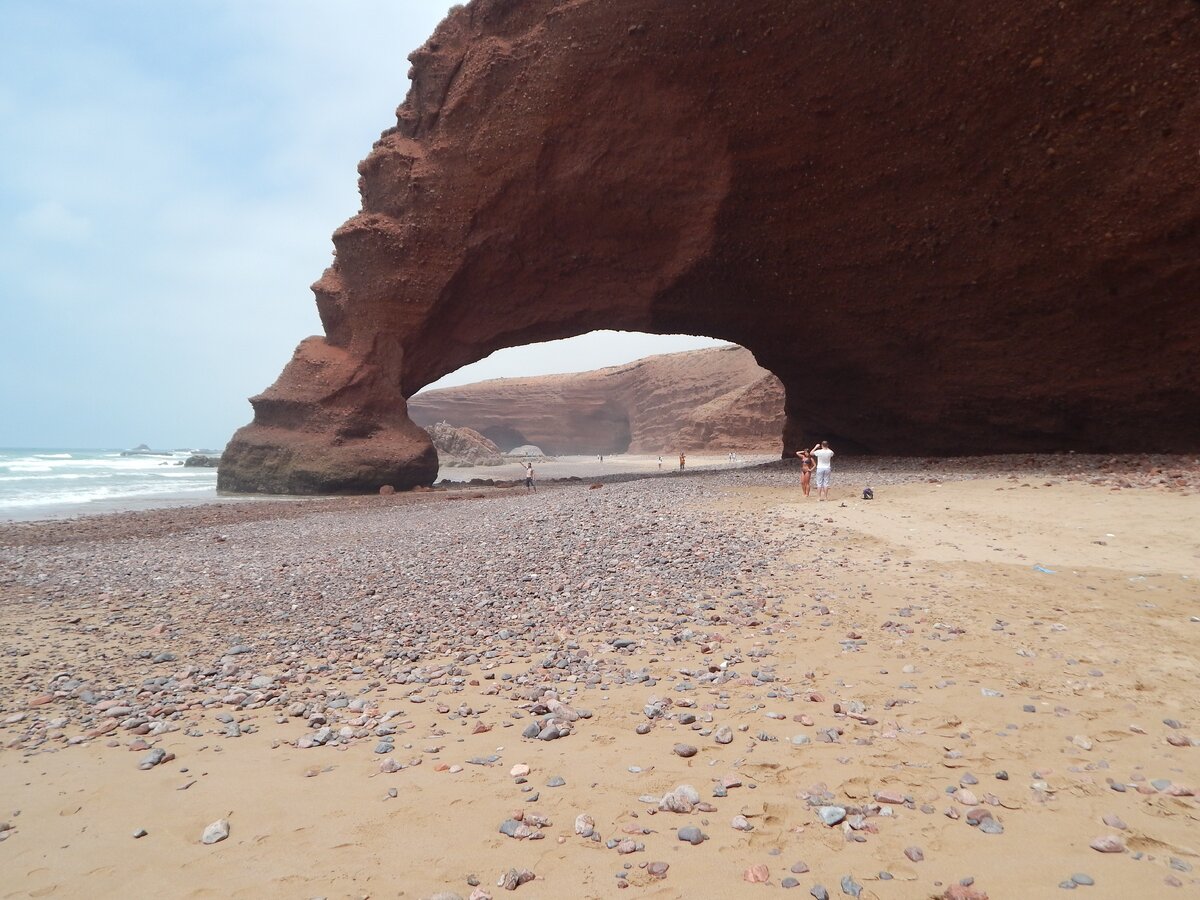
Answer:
xmin=219 ymin=0 xmax=1200 ymax=494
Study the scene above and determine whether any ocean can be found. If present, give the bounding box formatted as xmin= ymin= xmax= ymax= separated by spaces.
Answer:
xmin=0 ymin=448 xmax=220 ymax=521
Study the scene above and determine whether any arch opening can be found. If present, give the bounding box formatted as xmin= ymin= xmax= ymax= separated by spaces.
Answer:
xmin=408 ymin=331 xmax=786 ymax=471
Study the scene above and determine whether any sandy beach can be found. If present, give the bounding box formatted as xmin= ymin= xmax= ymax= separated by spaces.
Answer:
xmin=1 ymin=456 xmax=1198 ymax=899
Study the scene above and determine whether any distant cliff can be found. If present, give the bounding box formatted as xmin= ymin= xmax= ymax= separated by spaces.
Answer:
xmin=408 ymin=346 xmax=784 ymax=455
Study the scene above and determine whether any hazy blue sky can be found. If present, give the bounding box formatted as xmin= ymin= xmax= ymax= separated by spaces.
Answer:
xmin=0 ymin=1 xmax=721 ymax=450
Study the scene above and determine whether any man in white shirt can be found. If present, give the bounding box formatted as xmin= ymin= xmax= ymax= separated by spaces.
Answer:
xmin=810 ymin=441 xmax=834 ymax=501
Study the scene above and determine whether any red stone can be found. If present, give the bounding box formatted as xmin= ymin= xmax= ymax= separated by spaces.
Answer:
xmin=218 ymin=1 xmax=1200 ymax=494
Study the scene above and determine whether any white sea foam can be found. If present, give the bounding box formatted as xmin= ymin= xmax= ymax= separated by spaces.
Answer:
xmin=0 ymin=481 xmax=215 ymax=510
xmin=0 ymin=448 xmax=219 ymax=517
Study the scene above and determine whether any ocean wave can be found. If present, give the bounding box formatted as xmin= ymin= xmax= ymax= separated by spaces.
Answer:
xmin=0 ymin=473 xmax=111 ymax=482
xmin=0 ymin=481 xmax=216 ymax=510
xmin=33 ymin=453 xmax=73 ymax=459
xmin=4 ymin=457 xmax=192 ymax=473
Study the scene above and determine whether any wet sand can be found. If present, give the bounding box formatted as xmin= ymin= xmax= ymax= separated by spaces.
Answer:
xmin=1 ymin=455 xmax=1198 ymax=899
xmin=437 ymin=453 xmax=777 ymax=484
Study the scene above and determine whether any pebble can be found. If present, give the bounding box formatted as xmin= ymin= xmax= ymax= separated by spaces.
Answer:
xmin=810 ymin=887 xmax=830 ymax=900
xmin=497 ymin=868 xmax=535 ymax=891
xmin=840 ymin=875 xmax=862 ymax=897
xmin=1089 ymin=835 xmax=1124 ymax=853
xmin=744 ymin=864 xmax=769 ymax=884
xmin=139 ymin=748 xmax=167 ymax=770
xmin=673 ymin=743 xmax=698 ymax=758
xmin=659 ymin=785 xmax=700 ymax=813
xmin=200 ymin=819 xmax=230 ymax=845
xmin=1071 ymin=874 xmax=1095 ymax=886
xmin=677 ymin=826 xmax=705 ymax=845
xmin=817 ymin=806 xmax=846 ymax=826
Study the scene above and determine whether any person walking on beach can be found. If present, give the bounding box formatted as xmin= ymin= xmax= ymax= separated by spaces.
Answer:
xmin=524 ymin=461 xmax=536 ymax=492
xmin=796 ymin=448 xmax=815 ymax=497
xmin=679 ymin=451 xmax=686 ymax=471
xmin=657 ymin=456 xmax=662 ymax=469
xmin=810 ymin=441 xmax=834 ymax=501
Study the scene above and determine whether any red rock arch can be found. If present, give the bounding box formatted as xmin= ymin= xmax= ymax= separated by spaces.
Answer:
xmin=219 ymin=0 xmax=1200 ymax=493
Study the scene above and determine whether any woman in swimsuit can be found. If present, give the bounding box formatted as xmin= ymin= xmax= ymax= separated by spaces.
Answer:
xmin=796 ymin=449 xmax=815 ymax=497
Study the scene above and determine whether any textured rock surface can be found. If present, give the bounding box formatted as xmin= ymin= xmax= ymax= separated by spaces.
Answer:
xmin=220 ymin=0 xmax=1200 ymax=493
xmin=410 ymin=346 xmax=784 ymax=454
xmin=423 ymin=422 xmax=504 ymax=466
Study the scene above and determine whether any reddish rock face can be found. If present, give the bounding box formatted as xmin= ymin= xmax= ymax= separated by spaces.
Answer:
xmin=219 ymin=0 xmax=1200 ymax=494
xmin=409 ymin=346 xmax=785 ymax=455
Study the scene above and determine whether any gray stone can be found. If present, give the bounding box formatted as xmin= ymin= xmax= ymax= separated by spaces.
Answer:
xmin=677 ymin=826 xmax=705 ymax=845
xmin=200 ymin=818 xmax=230 ymax=844
xmin=817 ymin=806 xmax=846 ymax=826
xmin=139 ymin=748 xmax=166 ymax=770
xmin=499 ymin=819 xmax=524 ymax=838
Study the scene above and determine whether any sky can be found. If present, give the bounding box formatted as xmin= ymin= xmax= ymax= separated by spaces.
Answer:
xmin=0 ymin=1 xmax=722 ymax=451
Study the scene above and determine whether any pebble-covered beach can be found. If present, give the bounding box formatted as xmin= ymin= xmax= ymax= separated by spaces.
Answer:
xmin=1 ymin=455 xmax=1198 ymax=899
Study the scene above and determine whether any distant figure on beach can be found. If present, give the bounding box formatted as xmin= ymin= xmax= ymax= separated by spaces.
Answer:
xmin=796 ymin=448 xmax=815 ymax=497
xmin=657 ymin=456 xmax=662 ymax=469
xmin=811 ymin=441 xmax=834 ymax=501
xmin=524 ymin=461 xmax=536 ymax=492
xmin=679 ymin=451 xmax=686 ymax=471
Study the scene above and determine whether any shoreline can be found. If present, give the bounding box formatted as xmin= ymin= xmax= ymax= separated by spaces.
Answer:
xmin=1 ymin=457 xmax=1198 ymax=897
xmin=0 ymin=452 xmax=777 ymax=526
xmin=1 ymin=452 xmax=1195 ymax=540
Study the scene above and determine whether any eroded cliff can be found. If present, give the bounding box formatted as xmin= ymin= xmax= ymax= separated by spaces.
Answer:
xmin=219 ymin=0 xmax=1200 ymax=494
xmin=409 ymin=346 xmax=785 ymax=455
